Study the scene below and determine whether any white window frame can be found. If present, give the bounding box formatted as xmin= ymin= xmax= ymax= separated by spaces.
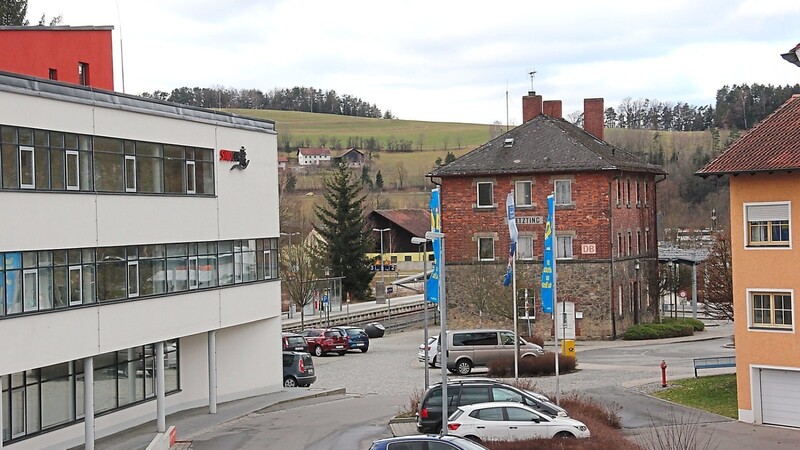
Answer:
xmin=554 ymin=179 xmax=572 ymax=206
xmin=125 ymin=155 xmax=137 ymax=192
xmin=264 ymin=250 xmax=275 ymax=279
xmin=66 ymin=150 xmax=80 ymax=190
xmin=68 ymin=265 xmax=83 ymax=306
xmin=618 ymin=285 xmax=624 ymax=316
xmin=744 ymin=202 xmax=791 ymax=249
xmin=515 ymin=180 xmax=532 ymax=207
xmin=476 ymin=182 xmax=494 ymax=208
xmin=20 ymin=145 xmax=35 ymax=189
xmin=478 ymin=237 xmax=495 ymax=261
xmin=186 ymin=160 xmax=196 ymax=194
xmin=188 ymin=256 xmax=199 ymax=290
xmin=747 ymin=288 xmax=794 ymax=332
xmin=517 ymin=235 xmax=534 ymax=261
xmin=127 ymin=261 xmax=139 ymax=298
xmin=23 ymin=269 xmax=38 ymax=312
xmin=556 ymin=235 xmax=573 ymax=259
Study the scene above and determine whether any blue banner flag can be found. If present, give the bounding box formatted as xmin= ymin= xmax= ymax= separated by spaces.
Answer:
xmin=540 ymin=195 xmax=555 ymax=314
xmin=427 ymin=188 xmax=441 ymax=304
xmin=503 ymin=191 xmax=517 ymax=287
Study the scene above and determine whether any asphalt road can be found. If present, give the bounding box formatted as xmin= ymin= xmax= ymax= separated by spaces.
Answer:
xmin=184 ymin=325 xmax=800 ymax=449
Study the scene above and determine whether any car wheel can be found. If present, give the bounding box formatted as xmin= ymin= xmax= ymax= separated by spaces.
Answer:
xmin=428 ymin=356 xmax=437 ymax=368
xmin=283 ymin=377 xmax=297 ymax=388
xmin=314 ymin=346 xmax=324 ymax=357
xmin=465 ymin=435 xmax=483 ymax=444
xmin=338 ymin=351 xmax=347 ymax=356
xmin=555 ymin=431 xmax=575 ymax=438
xmin=456 ymin=359 xmax=473 ymax=375
xmin=360 ymin=347 xmax=368 ymax=353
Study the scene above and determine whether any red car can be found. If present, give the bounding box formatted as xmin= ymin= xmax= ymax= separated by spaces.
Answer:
xmin=300 ymin=328 xmax=349 ymax=356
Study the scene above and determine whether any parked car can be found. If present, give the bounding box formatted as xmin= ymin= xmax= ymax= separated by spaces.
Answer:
xmin=369 ymin=434 xmax=489 ymax=450
xmin=418 ymin=335 xmax=439 ymax=367
xmin=282 ymin=332 xmax=309 ymax=353
xmin=416 ymin=378 xmax=567 ymax=434
xmin=448 ymin=402 xmax=590 ymax=442
xmin=440 ymin=329 xmax=545 ymax=375
xmin=330 ymin=326 xmax=370 ymax=352
xmin=282 ymin=351 xmax=316 ymax=387
xmin=299 ymin=328 xmax=349 ymax=356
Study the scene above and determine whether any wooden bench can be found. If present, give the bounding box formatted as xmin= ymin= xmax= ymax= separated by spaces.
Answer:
xmin=693 ymin=356 xmax=736 ymax=377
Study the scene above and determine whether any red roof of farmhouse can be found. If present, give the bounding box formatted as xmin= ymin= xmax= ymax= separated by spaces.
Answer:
xmin=298 ymin=147 xmax=331 ymax=156
xmin=697 ymin=94 xmax=800 ymax=175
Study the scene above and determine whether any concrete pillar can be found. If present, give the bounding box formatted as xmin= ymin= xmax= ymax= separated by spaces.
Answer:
xmin=692 ymin=262 xmax=698 ymax=319
xmin=84 ymin=356 xmax=95 ymax=450
xmin=208 ymin=330 xmax=218 ymax=414
xmin=156 ymin=341 xmax=166 ymax=433
xmin=1 ymin=373 xmax=4 ymax=449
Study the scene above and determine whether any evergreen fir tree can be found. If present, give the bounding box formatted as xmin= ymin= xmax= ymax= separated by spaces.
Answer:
xmin=315 ymin=163 xmax=375 ymax=301
xmin=375 ymin=170 xmax=384 ymax=190
xmin=360 ymin=165 xmax=373 ymax=189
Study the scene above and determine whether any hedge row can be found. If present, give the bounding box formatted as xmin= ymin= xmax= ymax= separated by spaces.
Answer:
xmin=487 ymin=352 xmax=576 ymax=377
xmin=661 ymin=317 xmax=705 ymax=331
xmin=622 ymin=323 xmax=694 ymax=340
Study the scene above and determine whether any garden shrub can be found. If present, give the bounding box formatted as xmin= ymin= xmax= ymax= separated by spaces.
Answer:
xmin=487 ymin=352 xmax=576 ymax=377
xmin=622 ymin=323 xmax=693 ymax=340
xmin=661 ymin=317 xmax=705 ymax=331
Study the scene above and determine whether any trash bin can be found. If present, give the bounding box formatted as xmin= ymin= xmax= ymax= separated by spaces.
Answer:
xmin=561 ymin=339 xmax=576 ymax=358
xmin=365 ymin=322 xmax=385 ymax=338
xmin=289 ymin=303 xmax=296 ymax=318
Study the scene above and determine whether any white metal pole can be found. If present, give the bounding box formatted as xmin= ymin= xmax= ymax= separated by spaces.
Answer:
xmin=512 ymin=255 xmax=519 ymax=381
xmin=208 ymin=330 xmax=218 ymax=414
xmin=439 ymin=235 xmax=448 ymax=436
xmin=552 ymin=196 xmax=560 ymax=406
xmin=423 ymin=241 xmax=429 ymax=389
xmin=84 ymin=356 xmax=95 ymax=450
xmin=692 ymin=262 xmax=698 ymax=319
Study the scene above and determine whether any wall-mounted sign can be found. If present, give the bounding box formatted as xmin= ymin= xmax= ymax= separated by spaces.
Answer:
xmin=581 ymin=244 xmax=596 ymax=254
xmin=516 ymin=216 xmax=543 ymax=225
xmin=219 ymin=146 xmax=250 ymax=170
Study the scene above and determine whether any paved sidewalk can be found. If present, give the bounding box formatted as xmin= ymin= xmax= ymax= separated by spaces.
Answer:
xmin=92 ymin=388 xmax=345 ymax=450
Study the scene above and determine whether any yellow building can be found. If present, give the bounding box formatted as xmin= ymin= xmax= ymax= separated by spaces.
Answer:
xmin=698 ymin=94 xmax=800 ymax=428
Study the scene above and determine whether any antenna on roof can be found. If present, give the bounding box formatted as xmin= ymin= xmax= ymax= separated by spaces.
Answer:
xmin=528 ymin=69 xmax=537 ymax=95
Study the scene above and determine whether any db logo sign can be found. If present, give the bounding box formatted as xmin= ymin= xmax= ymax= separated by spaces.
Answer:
xmin=219 ymin=146 xmax=250 ymax=170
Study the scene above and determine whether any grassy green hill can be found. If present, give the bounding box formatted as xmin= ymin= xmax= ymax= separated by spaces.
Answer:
xmin=224 ymin=109 xmax=494 ymax=151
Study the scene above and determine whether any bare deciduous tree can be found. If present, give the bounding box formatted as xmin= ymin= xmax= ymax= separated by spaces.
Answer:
xmin=703 ymin=231 xmax=734 ymax=321
xmin=279 ymin=239 xmax=324 ymax=328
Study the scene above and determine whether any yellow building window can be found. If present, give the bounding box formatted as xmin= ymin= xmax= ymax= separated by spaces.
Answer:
xmin=751 ymin=292 xmax=793 ymax=329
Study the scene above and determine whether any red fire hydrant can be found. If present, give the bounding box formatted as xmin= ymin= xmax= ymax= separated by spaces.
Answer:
xmin=660 ymin=360 xmax=668 ymax=387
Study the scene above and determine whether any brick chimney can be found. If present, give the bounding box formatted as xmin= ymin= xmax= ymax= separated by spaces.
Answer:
xmin=543 ymin=100 xmax=562 ymax=118
xmin=522 ymin=92 xmax=543 ymax=122
xmin=583 ymin=98 xmax=604 ymax=141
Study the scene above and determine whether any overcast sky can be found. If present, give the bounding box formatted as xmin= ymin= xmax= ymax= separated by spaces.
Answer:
xmin=25 ymin=0 xmax=800 ymax=124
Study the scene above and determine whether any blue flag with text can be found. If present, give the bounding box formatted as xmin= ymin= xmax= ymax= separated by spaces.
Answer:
xmin=427 ymin=188 xmax=441 ymax=304
xmin=540 ymin=195 xmax=555 ymax=314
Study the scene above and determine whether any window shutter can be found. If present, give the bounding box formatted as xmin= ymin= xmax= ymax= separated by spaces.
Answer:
xmin=747 ymin=204 xmax=789 ymax=222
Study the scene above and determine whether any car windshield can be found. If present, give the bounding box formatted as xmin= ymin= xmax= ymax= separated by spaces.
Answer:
xmin=286 ymin=336 xmax=305 ymax=345
xmin=346 ymin=329 xmax=363 ymax=336
xmin=324 ymin=331 xmax=342 ymax=338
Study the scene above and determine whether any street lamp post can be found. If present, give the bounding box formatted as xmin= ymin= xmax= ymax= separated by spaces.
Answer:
xmin=634 ymin=259 xmax=641 ymax=324
xmin=372 ymin=228 xmax=390 ymax=305
xmin=412 ymin=236 xmax=430 ymax=389
xmin=425 ymin=230 xmax=446 ymax=435
xmin=279 ymin=231 xmax=300 ymax=246
xmin=711 ymin=208 xmax=717 ymax=232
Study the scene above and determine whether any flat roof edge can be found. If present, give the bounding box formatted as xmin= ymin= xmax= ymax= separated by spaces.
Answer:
xmin=0 ymin=71 xmax=276 ymax=134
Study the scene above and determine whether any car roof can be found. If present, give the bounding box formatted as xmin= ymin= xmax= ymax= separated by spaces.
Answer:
xmin=371 ymin=434 xmax=477 ymax=443
xmin=447 ymin=329 xmax=513 ymax=333
xmin=458 ymin=401 xmax=535 ymax=411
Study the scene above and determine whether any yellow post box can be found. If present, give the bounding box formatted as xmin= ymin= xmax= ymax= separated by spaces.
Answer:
xmin=561 ymin=339 xmax=576 ymax=358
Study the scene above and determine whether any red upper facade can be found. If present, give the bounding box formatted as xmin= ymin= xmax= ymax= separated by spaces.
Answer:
xmin=0 ymin=26 xmax=114 ymax=90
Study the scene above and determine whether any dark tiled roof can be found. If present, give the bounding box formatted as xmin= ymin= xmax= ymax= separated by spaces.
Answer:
xmin=429 ymin=115 xmax=664 ymax=177
xmin=369 ymin=209 xmax=430 ymax=238
xmin=697 ymin=95 xmax=800 ymax=176
xmin=298 ymin=147 xmax=331 ymax=156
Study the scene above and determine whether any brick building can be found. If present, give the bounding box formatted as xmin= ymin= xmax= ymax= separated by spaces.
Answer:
xmin=0 ymin=26 xmax=114 ymax=89
xmin=428 ymin=93 xmax=666 ymax=339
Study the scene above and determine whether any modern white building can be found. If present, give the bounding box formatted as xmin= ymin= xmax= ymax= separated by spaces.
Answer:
xmin=297 ymin=147 xmax=331 ymax=166
xmin=0 ymin=72 xmax=282 ymax=449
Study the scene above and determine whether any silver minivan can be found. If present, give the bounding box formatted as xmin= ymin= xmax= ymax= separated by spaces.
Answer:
xmin=440 ymin=329 xmax=544 ymax=375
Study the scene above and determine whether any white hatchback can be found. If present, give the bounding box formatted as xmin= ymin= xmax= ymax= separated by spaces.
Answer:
xmin=447 ymin=401 xmax=590 ymax=443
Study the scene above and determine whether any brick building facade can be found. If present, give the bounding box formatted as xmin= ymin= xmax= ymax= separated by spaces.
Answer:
xmin=429 ymin=93 xmax=666 ymax=339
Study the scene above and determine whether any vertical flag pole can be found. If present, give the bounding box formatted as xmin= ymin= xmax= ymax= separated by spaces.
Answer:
xmin=552 ymin=195 xmax=560 ymax=406
xmin=540 ymin=194 xmax=559 ymax=405
xmin=505 ymin=191 xmax=519 ymax=381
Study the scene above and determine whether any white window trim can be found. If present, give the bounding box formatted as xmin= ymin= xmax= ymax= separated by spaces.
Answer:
xmin=746 ymin=288 xmax=795 ymax=333
xmin=186 ymin=160 xmax=196 ymax=194
xmin=128 ymin=261 xmax=140 ymax=298
xmin=125 ymin=155 xmax=137 ymax=192
xmin=554 ymin=179 xmax=572 ymax=206
xmin=20 ymin=145 xmax=35 ymax=189
xmin=66 ymin=150 xmax=80 ymax=191
xmin=23 ymin=269 xmax=38 ymax=312
xmin=476 ymin=181 xmax=494 ymax=208
xmin=478 ymin=236 xmax=495 ymax=261
xmin=264 ymin=250 xmax=274 ymax=279
xmin=556 ymin=234 xmax=573 ymax=260
xmin=743 ymin=201 xmax=792 ymax=250
xmin=68 ymin=265 xmax=83 ymax=306
xmin=515 ymin=180 xmax=533 ymax=207
xmin=188 ymin=256 xmax=199 ymax=290
xmin=517 ymin=235 xmax=534 ymax=261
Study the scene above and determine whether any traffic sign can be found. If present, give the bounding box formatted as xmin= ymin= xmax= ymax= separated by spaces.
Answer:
xmin=322 ymin=294 xmax=329 ymax=304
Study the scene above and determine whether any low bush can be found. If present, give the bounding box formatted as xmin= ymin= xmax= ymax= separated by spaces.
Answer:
xmin=484 ymin=394 xmax=640 ymax=450
xmin=398 ymin=387 xmax=423 ymax=418
xmin=661 ymin=317 xmax=705 ymax=332
xmin=622 ymin=323 xmax=693 ymax=340
xmin=487 ymin=352 xmax=577 ymax=377
xmin=522 ymin=334 xmax=545 ymax=347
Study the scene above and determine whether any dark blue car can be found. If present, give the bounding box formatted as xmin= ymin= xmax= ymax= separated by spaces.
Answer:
xmin=369 ymin=435 xmax=489 ymax=450
xmin=331 ymin=326 xmax=370 ymax=353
